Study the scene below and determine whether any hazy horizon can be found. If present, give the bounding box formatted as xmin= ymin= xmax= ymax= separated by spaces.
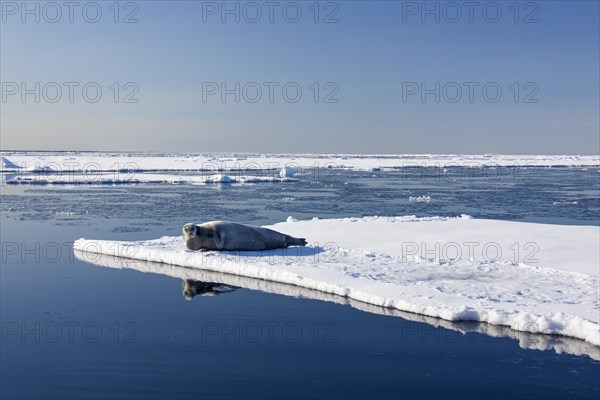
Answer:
xmin=2 ymin=148 xmax=599 ymax=156
xmin=1 ymin=147 xmax=600 ymax=156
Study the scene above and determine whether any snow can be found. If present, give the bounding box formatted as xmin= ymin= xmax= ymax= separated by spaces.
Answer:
xmin=1 ymin=152 xmax=598 ymax=174
xmin=3 ymin=172 xmax=296 ymax=185
xmin=1 ymin=157 xmax=21 ymax=169
xmin=3 ymin=152 xmax=597 ymax=185
xmin=73 ymin=215 xmax=600 ymax=347
xmin=279 ymin=166 xmax=296 ymax=178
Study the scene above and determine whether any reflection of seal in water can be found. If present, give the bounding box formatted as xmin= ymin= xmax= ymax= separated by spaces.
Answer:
xmin=183 ymin=221 xmax=307 ymax=252
xmin=182 ymin=279 xmax=236 ymax=301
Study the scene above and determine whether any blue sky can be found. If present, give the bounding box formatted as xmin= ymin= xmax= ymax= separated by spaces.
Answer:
xmin=1 ymin=0 xmax=598 ymax=153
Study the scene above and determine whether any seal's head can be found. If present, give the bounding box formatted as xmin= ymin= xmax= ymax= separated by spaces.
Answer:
xmin=182 ymin=279 xmax=196 ymax=301
xmin=183 ymin=223 xmax=197 ymax=240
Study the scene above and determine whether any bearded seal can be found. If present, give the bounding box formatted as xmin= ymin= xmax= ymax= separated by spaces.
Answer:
xmin=182 ymin=221 xmax=307 ymax=252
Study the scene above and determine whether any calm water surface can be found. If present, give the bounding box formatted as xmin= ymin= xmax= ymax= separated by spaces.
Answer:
xmin=1 ymin=168 xmax=599 ymax=399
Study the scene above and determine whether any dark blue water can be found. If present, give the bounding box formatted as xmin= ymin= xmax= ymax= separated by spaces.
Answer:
xmin=1 ymin=167 xmax=599 ymax=399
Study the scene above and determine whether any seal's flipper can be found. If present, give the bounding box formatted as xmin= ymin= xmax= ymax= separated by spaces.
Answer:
xmin=216 ymin=232 xmax=226 ymax=250
xmin=286 ymin=237 xmax=307 ymax=247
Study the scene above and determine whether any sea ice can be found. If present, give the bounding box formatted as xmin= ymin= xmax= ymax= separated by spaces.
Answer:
xmin=74 ymin=215 xmax=600 ymax=346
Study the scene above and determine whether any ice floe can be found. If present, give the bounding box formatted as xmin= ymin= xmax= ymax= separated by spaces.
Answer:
xmin=1 ymin=152 xmax=598 ymax=174
xmin=74 ymin=215 xmax=600 ymax=346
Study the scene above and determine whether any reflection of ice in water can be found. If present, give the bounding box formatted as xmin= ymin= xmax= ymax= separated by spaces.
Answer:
xmin=74 ymin=250 xmax=600 ymax=361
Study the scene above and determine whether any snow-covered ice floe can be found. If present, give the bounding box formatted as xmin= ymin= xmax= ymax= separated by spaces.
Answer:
xmin=74 ymin=215 xmax=600 ymax=348
xmin=2 ymin=152 xmax=599 ymax=174
xmin=3 ymin=152 xmax=598 ymax=185
xmin=3 ymin=173 xmax=296 ymax=185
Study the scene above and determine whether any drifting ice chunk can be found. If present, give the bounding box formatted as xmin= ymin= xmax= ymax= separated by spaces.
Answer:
xmin=73 ymin=215 xmax=600 ymax=346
